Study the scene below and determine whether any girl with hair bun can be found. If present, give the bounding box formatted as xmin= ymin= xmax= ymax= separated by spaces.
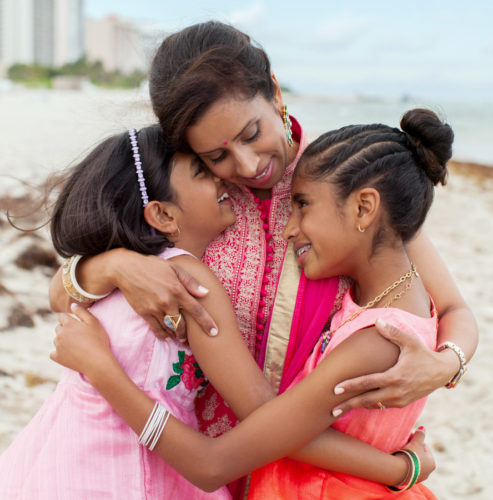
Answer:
xmin=48 ymin=20 xmax=476 ymax=498
xmin=51 ymin=109 xmax=448 ymax=499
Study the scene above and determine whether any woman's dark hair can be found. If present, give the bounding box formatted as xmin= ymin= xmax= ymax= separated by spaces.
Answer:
xmin=149 ymin=20 xmax=274 ymax=150
xmin=296 ymin=108 xmax=453 ymax=244
xmin=50 ymin=125 xmax=176 ymax=258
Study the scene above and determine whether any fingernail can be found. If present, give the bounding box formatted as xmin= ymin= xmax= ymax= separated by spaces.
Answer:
xmin=332 ymin=408 xmax=343 ymax=417
xmin=376 ymin=318 xmax=386 ymax=328
xmin=209 ymin=327 xmax=218 ymax=336
xmin=417 ymin=425 xmax=426 ymax=432
xmin=179 ymin=338 xmax=187 ymax=343
xmin=70 ymin=303 xmax=78 ymax=311
xmin=198 ymin=285 xmax=209 ymax=294
xmin=334 ymin=386 xmax=344 ymax=395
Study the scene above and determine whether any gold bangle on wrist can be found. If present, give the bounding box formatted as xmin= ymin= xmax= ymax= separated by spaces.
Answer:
xmin=387 ymin=449 xmax=420 ymax=492
xmin=62 ymin=255 xmax=110 ymax=303
xmin=437 ymin=341 xmax=468 ymax=388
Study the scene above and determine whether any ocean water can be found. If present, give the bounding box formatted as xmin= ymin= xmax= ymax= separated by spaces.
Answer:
xmin=0 ymin=88 xmax=491 ymax=198
xmin=286 ymin=94 xmax=493 ymax=166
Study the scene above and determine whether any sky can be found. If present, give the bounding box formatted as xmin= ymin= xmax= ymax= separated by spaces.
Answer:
xmin=85 ymin=0 xmax=493 ymax=102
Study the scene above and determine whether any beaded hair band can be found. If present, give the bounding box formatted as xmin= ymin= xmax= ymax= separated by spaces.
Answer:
xmin=128 ymin=128 xmax=150 ymax=207
xmin=128 ymin=128 xmax=156 ymax=236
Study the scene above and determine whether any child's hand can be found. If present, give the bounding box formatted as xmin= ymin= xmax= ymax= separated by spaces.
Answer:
xmin=51 ymin=303 xmax=113 ymax=378
xmin=402 ymin=427 xmax=435 ymax=483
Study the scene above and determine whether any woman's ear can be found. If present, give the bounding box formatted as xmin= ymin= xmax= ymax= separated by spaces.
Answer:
xmin=354 ymin=187 xmax=380 ymax=232
xmin=144 ymin=201 xmax=179 ymax=237
xmin=271 ymin=73 xmax=284 ymax=114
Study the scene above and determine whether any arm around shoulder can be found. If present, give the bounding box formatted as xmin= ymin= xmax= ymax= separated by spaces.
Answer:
xmin=407 ymin=231 xmax=478 ymax=363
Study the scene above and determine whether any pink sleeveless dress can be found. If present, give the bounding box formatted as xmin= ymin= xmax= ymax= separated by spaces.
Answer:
xmin=248 ymin=288 xmax=438 ymax=499
xmin=0 ymin=248 xmax=231 ymax=500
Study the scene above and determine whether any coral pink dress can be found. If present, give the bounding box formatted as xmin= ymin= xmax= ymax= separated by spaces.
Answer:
xmin=0 ymin=248 xmax=231 ymax=500
xmin=248 ymin=288 xmax=438 ymax=499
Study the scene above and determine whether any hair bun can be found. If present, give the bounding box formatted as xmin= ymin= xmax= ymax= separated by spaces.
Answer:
xmin=400 ymin=108 xmax=453 ymax=185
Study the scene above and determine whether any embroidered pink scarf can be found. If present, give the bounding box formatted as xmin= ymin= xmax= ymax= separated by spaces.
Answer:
xmin=196 ymin=118 xmax=307 ymax=439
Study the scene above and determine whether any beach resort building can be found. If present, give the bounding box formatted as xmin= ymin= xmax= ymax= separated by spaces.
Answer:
xmin=0 ymin=0 xmax=84 ymax=75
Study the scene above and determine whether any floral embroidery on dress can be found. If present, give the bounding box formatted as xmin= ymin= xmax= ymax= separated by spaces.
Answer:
xmin=166 ymin=351 xmax=208 ymax=391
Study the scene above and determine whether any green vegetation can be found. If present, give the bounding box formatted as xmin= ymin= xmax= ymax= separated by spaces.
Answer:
xmin=7 ymin=56 xmax=146 ymax=89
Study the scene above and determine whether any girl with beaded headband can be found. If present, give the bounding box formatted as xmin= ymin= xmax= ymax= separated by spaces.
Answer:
xmin=51 ymin=108 xmax=449 ymax=498
xmin=0 ymin=125 xmax=431 ymax=498
xmin=48 ymin=21 xmax=476 ymax=497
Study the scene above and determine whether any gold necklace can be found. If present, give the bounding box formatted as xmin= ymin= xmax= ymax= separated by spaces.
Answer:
xmin=320 ymin=263 xmax=418 ymax=353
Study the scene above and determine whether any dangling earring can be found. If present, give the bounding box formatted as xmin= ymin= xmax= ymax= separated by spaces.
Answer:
xmin=282 ymin=104 xmax=293 ymax=147
xmin=357 ymin=224 xmax=365 ymax=233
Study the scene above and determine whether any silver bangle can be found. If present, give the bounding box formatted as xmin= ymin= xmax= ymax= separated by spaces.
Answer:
xmin=138 ymin=401 xmax=171 ymax=451
xmin=437 ymin=341 xmax=468 ymax=388
xmin=62 ymin=255 xmax=110 ymax=302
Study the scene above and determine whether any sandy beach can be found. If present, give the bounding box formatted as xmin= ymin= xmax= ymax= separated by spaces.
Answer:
xmin=0 ymin=89 xmax=492 ymax=499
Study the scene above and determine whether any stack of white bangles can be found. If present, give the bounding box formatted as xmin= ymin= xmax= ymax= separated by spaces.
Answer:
xmin=138 ymin=402 xmax=171 ymax=451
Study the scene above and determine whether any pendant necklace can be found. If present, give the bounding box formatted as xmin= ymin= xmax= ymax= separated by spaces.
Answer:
xmin=320 ymin=263 xmax=418 ymax=354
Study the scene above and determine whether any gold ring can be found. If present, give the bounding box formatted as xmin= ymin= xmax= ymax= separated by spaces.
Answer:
xmin=164 ymin=313 xmax=182 ymax=332
xmin=377 ymin=401 xmax=386 ymax=410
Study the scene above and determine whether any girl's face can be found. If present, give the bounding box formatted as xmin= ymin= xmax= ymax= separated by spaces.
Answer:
xmin=186 ymin=94 xmax=296 ymax=191
xmin=170 ymin=153 xmax=236 ymax=253
xmin=283 ymin=174 xmax=360 ymax=280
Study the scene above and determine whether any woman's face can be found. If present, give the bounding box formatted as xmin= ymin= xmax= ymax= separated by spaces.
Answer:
xmin=186 ymin=94 xmax=295 ymax=191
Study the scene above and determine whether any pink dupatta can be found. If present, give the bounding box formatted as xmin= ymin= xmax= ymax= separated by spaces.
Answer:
xmin=279 ymin=272 xmax=346 ymax=393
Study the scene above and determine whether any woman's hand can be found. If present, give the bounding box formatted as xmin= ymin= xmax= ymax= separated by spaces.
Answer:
xmin=51 ymin=304 xmax=114 ymax=379
xmin=402 ymin=428 xmax=435 ymax=483
xmin=331 ymin=319 xmax=459 ymax=416
xmin=110 ymin=252 xmax=218 ymax=341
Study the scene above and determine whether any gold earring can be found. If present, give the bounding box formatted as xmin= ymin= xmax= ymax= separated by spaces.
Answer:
xmin=357 ymin=224 xmax=365 ymax=233
xmin=282 ymin=104 xmax=293 ymax=147
xmin=169 ymin=227 xmax=181 ymax=238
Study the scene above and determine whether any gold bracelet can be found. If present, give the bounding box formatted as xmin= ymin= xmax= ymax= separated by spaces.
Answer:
xmin=387 ymin=449 xmax=420 ymax=492
xmin=437 ymin=341 xmax=468 ymax=388
xmin=62 ymin=255 xmax=110 ymax=303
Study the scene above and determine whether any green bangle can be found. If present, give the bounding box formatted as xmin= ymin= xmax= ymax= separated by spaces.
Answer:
xmin=387 ymin=449 xmax=420 ymax=492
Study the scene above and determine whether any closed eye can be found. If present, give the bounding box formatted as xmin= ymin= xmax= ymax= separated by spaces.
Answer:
xmin=209 ymin=151 xmax=226 ymax=164
xmin=245 ymin=124 xmax=260 ymax=143
xmin=194 ymin=160 xmax=210 ymax=176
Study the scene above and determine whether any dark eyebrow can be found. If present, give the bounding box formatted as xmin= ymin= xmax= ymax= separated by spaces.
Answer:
xmin=291 ymin=192 xmax=308 ymax=202
xmin=195 ymin=118 xmax=257 ymax=155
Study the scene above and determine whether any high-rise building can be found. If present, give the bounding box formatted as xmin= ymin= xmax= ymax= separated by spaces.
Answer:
xmin=0 ymin=0 xmax=83 ymax=75
xmin=0 ymin=0 xmax=34 ymax=72
xmin=34 ymin=0 xmax=54 ymax=66
xmin=85 ymin=15 xmax=165 ymax=75
xmin=53 ymin=0 xmax=84 ymax=67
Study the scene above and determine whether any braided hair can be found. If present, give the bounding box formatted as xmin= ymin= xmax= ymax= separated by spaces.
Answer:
xmin=296 ymin=108 xmax=453 ymax=245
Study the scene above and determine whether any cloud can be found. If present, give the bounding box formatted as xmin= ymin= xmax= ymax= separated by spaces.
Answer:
xmin=312 ymin=13 xmax=370 ymax=50
xmin=229 ymin=3 xmax=267 ymax=26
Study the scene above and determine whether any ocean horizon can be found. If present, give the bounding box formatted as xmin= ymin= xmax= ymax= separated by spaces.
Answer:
xmin=0 ymin=87 xmax=491 ymax=198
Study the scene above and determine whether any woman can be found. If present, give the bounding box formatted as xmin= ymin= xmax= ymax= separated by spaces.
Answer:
xmin=49 ymin=20 xmax=476 ymax=496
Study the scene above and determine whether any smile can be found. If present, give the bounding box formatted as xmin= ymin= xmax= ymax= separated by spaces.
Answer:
xmin=296 ymin=244 xmax=312 ymax=257
xmin=217 ymin=192 xmax=230 ymax=203
xmin=253 ymin=166 xmax=269 ymax=180
xmin=242 ymin=159 xmax=275 ymax=187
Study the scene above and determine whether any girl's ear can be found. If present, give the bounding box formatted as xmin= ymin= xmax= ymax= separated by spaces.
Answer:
xmin=354 ymin=187 xmax=380 ymax=232
xmin=144 ymin=201 xmax=180 ymax=237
